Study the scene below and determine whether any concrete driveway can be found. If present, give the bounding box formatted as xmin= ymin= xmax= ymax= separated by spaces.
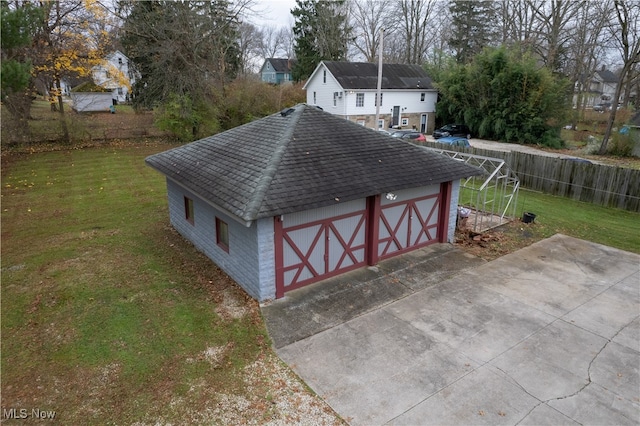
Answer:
xmin=266 ymin=235 xmax=640 ymax=425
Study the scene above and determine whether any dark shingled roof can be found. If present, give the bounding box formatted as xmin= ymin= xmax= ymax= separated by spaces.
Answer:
xmin=266 ymin=58 xmax=296 ymax=73
xmin=322 ymin=61 xmax=434 ymax=90
xmin=146 ymin=104 xmax=482 ymax=223
xmin=595 ymin=68 xmax=618 ymax=83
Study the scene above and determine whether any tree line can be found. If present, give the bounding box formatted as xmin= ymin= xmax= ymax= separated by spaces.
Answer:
xmin=2 ymin=0 xmax=639 ymax=151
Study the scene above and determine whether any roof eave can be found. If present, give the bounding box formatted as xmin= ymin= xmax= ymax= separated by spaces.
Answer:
xmin=145 ymin=161 xmax=255 ymax=228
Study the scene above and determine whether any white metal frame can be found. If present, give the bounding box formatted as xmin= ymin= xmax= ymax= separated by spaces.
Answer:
xmin=424 ymin=148 xmax=520 ymax=232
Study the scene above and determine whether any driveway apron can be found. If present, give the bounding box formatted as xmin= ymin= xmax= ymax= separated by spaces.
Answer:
xmin=270 ymin=234 xmax=640 ymax=425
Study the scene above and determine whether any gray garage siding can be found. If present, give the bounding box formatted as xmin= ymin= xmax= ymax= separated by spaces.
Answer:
xmin=166 ymin=178 xmax=275 ymax=300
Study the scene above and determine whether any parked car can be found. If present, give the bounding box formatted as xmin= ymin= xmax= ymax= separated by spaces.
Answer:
xmin=433 ymin=124 xmax=471 ymax=139
xmin=388 ymin=130 xmax=426 ymax=142
xmin=436 ymin=136 xmax=471 ymax=148
xmin=593 ymin=103 xmax=611 ymax=112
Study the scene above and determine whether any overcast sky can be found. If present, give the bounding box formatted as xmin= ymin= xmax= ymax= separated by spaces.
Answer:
xmin=249 ymin=0 xmax=296 ymax=28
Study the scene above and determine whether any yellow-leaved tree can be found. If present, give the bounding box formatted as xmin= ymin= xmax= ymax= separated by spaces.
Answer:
xmin=29 ymin=0 xmax=119 ymax=141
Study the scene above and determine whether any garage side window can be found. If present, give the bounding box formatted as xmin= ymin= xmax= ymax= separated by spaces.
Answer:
xmin=216 ymin=217 xmax=229 ymax=252
xmin=184 ymin=196 xmax=194 ymax=225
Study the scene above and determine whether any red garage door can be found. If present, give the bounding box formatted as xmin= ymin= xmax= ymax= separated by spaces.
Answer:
xmin=377 ymin=187 xmax=442 ymax=260
xmin=275 ymin=184 xmax=451 ymax=298
xmin=275 ymin=200 xmax=368 ymax=298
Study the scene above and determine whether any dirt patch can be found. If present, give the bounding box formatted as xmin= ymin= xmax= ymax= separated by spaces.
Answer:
xmin=455 ymin=220 xmax=545 ymax=261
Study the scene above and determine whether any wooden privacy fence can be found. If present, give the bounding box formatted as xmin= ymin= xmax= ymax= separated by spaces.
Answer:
xmin=421 ymin=142 xmax=640 ymax=212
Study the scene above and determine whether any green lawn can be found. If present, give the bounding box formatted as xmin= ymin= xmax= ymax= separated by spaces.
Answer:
xmin=1 ymin=143 xmax=337 ymax=424
xmin=459 ymin=185 xmax=639 ymax=254
xmin=513 ymin=189 xmax=640 ymax=253
xmin=1 ymin=143 xmax=637 ymax=423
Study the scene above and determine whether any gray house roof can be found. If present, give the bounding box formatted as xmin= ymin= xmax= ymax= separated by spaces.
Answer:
xmin=264 ymin=58 xmax=296 ymax=73
xmin=595 ymin=68 xmax=618 ymax=83
xmin=146 ymin=104 xmax=481 ymax=224
xmin=321 ymin=61 xmax=434 ymax=90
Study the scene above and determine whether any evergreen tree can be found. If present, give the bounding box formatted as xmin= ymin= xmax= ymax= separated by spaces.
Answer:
xmin=436 ymin=47 xmax=569 ymax=147
xmin=121 ymin=0 xmax=240 ymax=109
xmin=291 ymin=0 xmax=350 ymax=81
xmin=1 ymin=2 xmax=42 ymax=100
xmin=120 ymin=0 xmax=242 ymax=139
xmin=448 ymin=0 xmax=498 ymax=64
xmin=1 ymin=2 xmax=42 ymax=143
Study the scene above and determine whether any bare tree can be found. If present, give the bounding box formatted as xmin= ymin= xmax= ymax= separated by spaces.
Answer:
xmin=396 ymin=0 xmax=439 ymax=64
xmin=599 ymin=0 xmax=640 ymax=154
xmin=565 ymin=1 xmax=611 ymax=127
xmin=497 ymin=0 xmax=539 ymax=46
xmin=350 ymin=0 xmax=393 ymax=62
xmin=527 ymin=0 xmax=583 ymax=71
xmin=237 ymin=21 xmax=263 ymax=75
xmin=278 ymin=26 xmax=295 ymax=59
xmin=260 ymin=25 xmax=293 ymax=59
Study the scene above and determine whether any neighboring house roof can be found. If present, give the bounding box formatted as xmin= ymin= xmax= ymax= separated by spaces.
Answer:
xmin=308 ymin=61 xmax=434 ymax=90
xmin=146 ymin=104 xmax=481 ymax=224
xmin=595 ymin=69 xmax=618 ymax=83
xmin=264 ymin=58 xmax=296 ymax=73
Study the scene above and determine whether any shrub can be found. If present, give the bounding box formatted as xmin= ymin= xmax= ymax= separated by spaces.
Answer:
xmin=435 ymin=46 xmax=568 ymax=147
xmin=155 ymin=93 xmax=219 ymax=142
xmin=607 ymin=132 xmax=635 ymax=157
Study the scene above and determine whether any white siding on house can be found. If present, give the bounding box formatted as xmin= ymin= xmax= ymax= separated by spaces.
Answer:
xmin=344 ymin=90 xmax=436 ymax=117
xmin=305 ymin=63 xmax=346 ymax=115
xmin=92 ymin=50 xmax=135 ymax=103
xmin=70 ymin=93 xmax=114 ymax=112
xmin=304 ymin=62 xmax=437 ymax=132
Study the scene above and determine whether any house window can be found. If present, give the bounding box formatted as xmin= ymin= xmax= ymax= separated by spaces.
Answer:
xmin=333 ymin=92 xmax=337 ymax=107
xmin=378 ymin=119 xmax=384 ymax=128
xmin=313 ymin=91 xmax=317 ymax=104
xmin=117 ymin=87 xmax=123 ymax=95
xmin=401 ymin=118 xmax=409 ymax=126
xmin=375 ymin=93 xmax=383 ymax=106
xmin=420 ymin=93 xmax=425 ymax=102
xmin=216 ymin=217 xmax=229 ymax=252
xmin=356 ymin=93 xmax=364 ymax=107
xmin=184 ymin=196 xmax=194 ymax=225
xmin=357 ymin=120 xmax=366 ymax=126
xmin=323 ymin=69 xmax=327 ymax=83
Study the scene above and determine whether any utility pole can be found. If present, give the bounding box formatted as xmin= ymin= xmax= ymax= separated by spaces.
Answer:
xmin=375 ymin=28 xmax=384 ymax=130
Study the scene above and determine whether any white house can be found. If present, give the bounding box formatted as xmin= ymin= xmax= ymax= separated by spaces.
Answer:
xmin=303 ymin=61 xmax=438 ymax=134
xmin=574 ymin=66 xmax=620 ymax=109
xmin=91 ymin=50 xmax=138 ymax=103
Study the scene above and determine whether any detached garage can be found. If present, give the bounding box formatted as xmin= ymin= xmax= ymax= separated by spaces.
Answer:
xmin=146 ymin=104 xmax=481 ymax=301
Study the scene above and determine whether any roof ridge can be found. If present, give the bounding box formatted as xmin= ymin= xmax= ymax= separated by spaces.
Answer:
xmin=243 ymin=104 xmax=304 ymax=220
